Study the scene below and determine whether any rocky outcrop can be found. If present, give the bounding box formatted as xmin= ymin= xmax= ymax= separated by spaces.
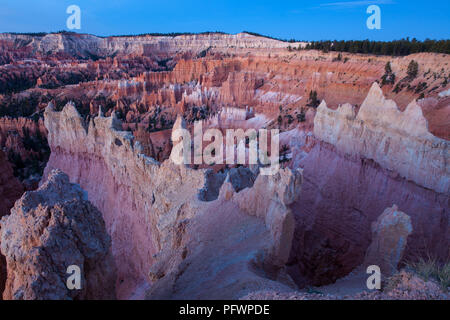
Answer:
xmin=363 ymin=205 xmax=413 ymax=276
xmin=314 ymin=82 xmax=449 ymax=194
xmin=287 ymin=83 xmax=449 ymax=287
xmin=0 ymin=170 xmax=115 ymax=300
xmin=44 ymin=103 xmax=207 ymax=297
xmin=146 ymin=167 xmax=302 ymax=299
xmin=43 ymin=102 xmax=303 ymax=299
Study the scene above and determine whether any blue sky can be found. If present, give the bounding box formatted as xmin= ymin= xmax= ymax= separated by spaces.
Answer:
xmin=1 ymin=0 xmax=449 ymax=40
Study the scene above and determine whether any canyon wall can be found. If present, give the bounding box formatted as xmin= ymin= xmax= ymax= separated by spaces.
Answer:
xmin=314 ymin=82 xmax=449 ymax=193
xmin=0 ymin=32 xmax=303 ymax=58
xmin=43 ymin=102 xmax=303 ymax=299
xmin=287 ymin=83 xmax=449 ymax=286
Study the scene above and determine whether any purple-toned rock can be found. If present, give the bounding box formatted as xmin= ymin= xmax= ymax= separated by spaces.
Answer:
xmin=0 ymin=170 xmax=116 ymax=300
xmin=364 ymin=205 xmax=413 ymax=276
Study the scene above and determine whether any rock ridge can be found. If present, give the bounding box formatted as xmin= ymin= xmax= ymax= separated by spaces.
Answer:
xmin=314 ymin=82 xmax=449 ymax=193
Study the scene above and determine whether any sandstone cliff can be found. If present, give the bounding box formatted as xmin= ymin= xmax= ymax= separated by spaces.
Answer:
xmin=288 ymin=139 xmax=449 ymax=286
xmin=0 ymin=32 xmax=303 ymax=58
xmin=0 ymin=170 xmax=116 ymax=300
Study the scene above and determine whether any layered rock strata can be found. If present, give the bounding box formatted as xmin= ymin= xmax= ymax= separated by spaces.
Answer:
xmin=0 ymin=32 xmax=304 ymax=58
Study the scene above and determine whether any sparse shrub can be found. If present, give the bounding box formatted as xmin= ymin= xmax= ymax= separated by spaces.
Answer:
xmin=332 ymin=53 xmax=342 ymax=62
xmin=405 ymin=257 xmax=450 ymax=291
xmin=415 ymin=82 xmax=428 ymax=93
xmin=385 ymin=61 xmax=392 ymax=74
xmin=381 ymin=61 xmax=396 ymax=85
xmin=279 ymin=144 xmax=290 ymax=163
xmin=297 ymin=112 xmax=306 ymax=122
xmin=393 ymin=83 xmax=402 ymax=93
xmin=286 ymin=114 xmax=294 ymax=124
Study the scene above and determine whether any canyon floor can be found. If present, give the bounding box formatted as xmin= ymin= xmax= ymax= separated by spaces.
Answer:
xmin=0 ymin=32 xmax=448 ymax=300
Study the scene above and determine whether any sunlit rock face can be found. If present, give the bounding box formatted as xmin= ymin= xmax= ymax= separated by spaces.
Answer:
xmin=0 ymin=170 xmax=115 ymax=300
xmin=0 ymin=32 xmax=303 ymax=58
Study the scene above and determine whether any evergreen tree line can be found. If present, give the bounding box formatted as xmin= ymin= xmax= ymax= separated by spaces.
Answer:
xmin=300 ymin=39 xmax=450 ymax=56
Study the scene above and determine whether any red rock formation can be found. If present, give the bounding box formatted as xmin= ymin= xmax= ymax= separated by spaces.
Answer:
xmin=0 ymin=169 xmax=116 ymax=300
xmin=314 ymin=83 xmax=449 ymax=193
xmin=0 ymin=117 xmax=49 ymax=184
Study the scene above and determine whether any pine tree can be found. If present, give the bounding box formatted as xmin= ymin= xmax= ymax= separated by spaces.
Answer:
xmin=385 ymin=62 xmax=392 ymax=74
xmin=407 ymin=60 xmax=419 ymax=79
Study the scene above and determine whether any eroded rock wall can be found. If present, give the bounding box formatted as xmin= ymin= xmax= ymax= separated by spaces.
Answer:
xmin=287 ymin=83 xmax=449 ymax=286
xmin=314 ymin=82 xmax=449 ymax=193
xmin=43 ymin=102 xmax=303 ymax=299
xmin=0 ymin=32 xmax=304 ymax=58
xmin=43 ymin=102 xmax=204 ymax=297
xmin=0 ymin=150 xmax=23 ymax=218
